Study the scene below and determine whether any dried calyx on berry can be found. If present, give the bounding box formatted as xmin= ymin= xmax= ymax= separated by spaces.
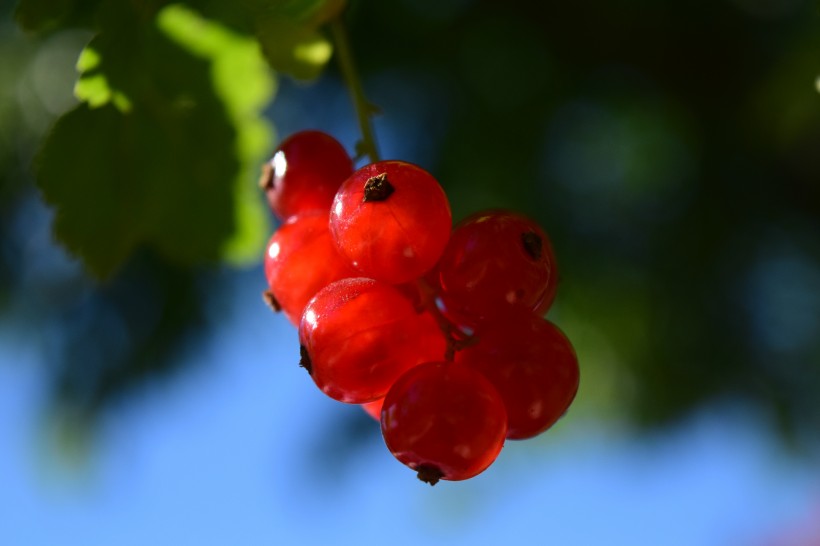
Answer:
xmin=262 ymin=289 xmax=282 ymax=312
xmin=298 ymin=345 xmax=313 ymax=375
xmin=362 ymin=173 xmax=394 ymax=202
xmin=416 ymin=464 xmax=444 ymax=486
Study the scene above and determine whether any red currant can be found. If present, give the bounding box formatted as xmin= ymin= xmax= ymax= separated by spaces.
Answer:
xmin=456 ymin=311 xmax=579 ymax=440
xmin=329 ymin=161 xmax=452 ymax=284
xmin=299 ymin=278 xmax=446 ymax=403
xmin=361 ymin=398 xmax=384 ymax=421
xmin=435 ymin=210 xmax=557 ymax=325
xmin=263 ymin=211 xmax=358 ymax=326
xmin=258 ymin=130 xmax=579 ymax=483
xmin=260 ymin=130 xmax=354 ymax=220
xmin=381 ymin=361 xmax=507 ymax=485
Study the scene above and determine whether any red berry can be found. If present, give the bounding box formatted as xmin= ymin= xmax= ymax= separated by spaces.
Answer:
xmin=299 ymin=278 xmax=446 ymax=403
xmin=456 ymin=311 xmax=579 ymax=440
xmin=329 ymin=161 xmax=452 ymax=284
xmin=260 ymin=130 xmax=354 ymax=220
xmin=435 ymin=210 xmax=557 ymax=325
xmin=381 ymin=361 xmax=507 ymax=485
xmin=263 ymin=211 xmax=358 ymax=326
xmin=361 ymin=398 xmax=384 ymax=421
xmin=534 ymin=235 xmax=558 ymax=314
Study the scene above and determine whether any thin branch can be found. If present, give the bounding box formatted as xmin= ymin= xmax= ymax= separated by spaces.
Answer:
xmin=329 ymin=17 xmax=381 ymax=163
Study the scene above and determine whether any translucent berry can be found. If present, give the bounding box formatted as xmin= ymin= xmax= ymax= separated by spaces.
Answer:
xmin=381 ymin=361 xmax=507 ymax=484
xmin=260 ymin=130 xmax=354 ymax=220
xmin=435 ymin=210 xmax=557 ymax=325
xmin=329 ymin=161 xmax=452 ymax=284
xmin=361 ymin=398 xmax=384 ymax=421
xmin=299 ymin=278 xmax=446 ymax=403
xmin=263 ymin=211 xmax=357 ymax=325
xmin=456 ymin=311 xmax=579 ymax=440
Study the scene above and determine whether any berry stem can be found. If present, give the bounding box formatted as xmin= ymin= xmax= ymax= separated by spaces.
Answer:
xmin=329 ymin=16 xmax=381 ymax=164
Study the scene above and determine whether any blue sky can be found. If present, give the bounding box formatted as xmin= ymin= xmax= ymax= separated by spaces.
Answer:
xmin=2 ymin=271 xmax=818 ymax=546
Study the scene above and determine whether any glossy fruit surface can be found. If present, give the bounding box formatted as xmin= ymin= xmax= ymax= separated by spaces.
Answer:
xmin=299 ymin=278 xmax=446 ymax=403
xmin=329 ymin=161 xmax=451 ymax=284
xmin=361 ymin=398 xmax=384 ymax=421
xmin=456 ymin=311 xmax=579 ymax=439
xmin=381 ymin=361 xmax=507 ymax=484
xmin=264 ymin=211 xmax=357 ymax=325
xmin=260 ymin=130 xmax=353 ymax=220
xmin=258 ymin=130 xmax=580 ymax=485
xmin=435 ymin=210 xmax=556 ymax=324
xmin=534 ymin=234 xmax=558 ymax=314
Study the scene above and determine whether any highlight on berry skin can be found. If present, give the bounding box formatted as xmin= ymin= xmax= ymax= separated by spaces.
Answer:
xmin=260 ymin=130 xmax=354 ymax=221
xmin=263 ymin=211 xmax=358 ymax=326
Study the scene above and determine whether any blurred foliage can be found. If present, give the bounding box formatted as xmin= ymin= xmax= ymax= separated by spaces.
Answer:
xmin=347 ymin=0 xmax=820 ymax=444
xmin=1 ymin=0 xmax=819 ymax=460
xmin=1 ymin=0 xmax=339 ymax=428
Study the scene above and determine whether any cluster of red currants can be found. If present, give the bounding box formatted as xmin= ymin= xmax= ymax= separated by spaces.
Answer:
xmin=260 ymin=130 xmax=579 ymax=485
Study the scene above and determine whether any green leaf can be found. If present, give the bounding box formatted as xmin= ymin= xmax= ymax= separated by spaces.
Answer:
xmin=248 ymin=0 xmax=344 ymax=80
xmin=254 ymin=15 xmax=333 ymax=80
xmin=157 ymin=4 xmax=274 ymax=265
xmin=260 ymin=0 xmax=346 ymax=24
xmin=17 ymin=0 xmax=342 ymax=81
xmin=74 ymin=45 xmax=133 ymax=111
xmin=36 ymin=105 xmax=138 ymax=275
xmin=36 ymin=4 xmax=274 ymax=277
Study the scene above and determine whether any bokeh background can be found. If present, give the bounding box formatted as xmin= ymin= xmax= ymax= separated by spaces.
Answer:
xmin=2 ymin=0 xmax=820 ymax=544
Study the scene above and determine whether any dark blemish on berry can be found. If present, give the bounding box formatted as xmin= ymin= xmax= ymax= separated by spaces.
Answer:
xmin=299 ymin=345 xmax=313 ymax=375
xmin=521 ymin=231 xmax=543 ymax=260
xmin=363 ymin=173 xmax=395 ymax=202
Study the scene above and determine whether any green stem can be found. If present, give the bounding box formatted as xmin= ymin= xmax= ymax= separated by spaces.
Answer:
xmin=329 ymin=17 xmax=381 ymax=163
